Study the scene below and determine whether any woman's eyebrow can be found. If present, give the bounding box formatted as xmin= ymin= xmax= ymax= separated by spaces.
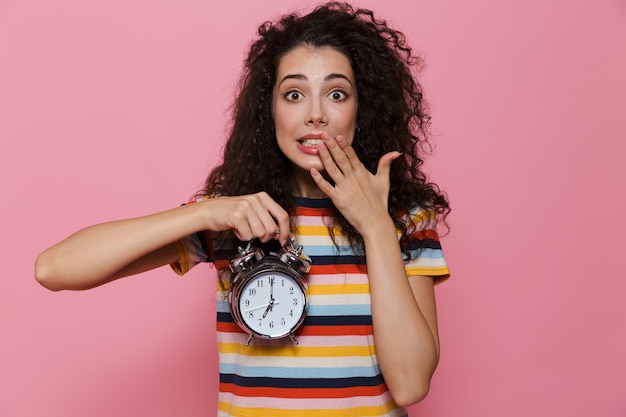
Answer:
xmin=277 ymin=74 xmax=306 ymax=87
xmin=325 ymin=73 xmax=354 ymax=86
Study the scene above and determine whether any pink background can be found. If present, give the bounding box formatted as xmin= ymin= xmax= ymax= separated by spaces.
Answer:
xmin=1 ymin=0 xmax=625 ymax=416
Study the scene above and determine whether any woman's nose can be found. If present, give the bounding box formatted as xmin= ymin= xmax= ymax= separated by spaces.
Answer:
xmin=306 ymin=99 xmax=327 ymax=125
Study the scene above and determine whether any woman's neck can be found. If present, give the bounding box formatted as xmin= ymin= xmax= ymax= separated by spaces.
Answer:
xmin=291 ymin=167 xmax=328 ymax=199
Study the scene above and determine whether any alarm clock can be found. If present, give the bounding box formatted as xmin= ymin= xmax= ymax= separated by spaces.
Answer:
xmin=228 ymin=239 xmax=312 ymax=346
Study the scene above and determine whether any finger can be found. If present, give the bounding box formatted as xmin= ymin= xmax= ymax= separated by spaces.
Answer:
xmin=254 ymin=192 xmax=290 ymax=244
xmin=309 ymin=167 xmax=336 ymax=197
xmin=248 ymin=212 xmax=276 ymax=243
xmin=229 ymin=211 xmax=255 ymax=242
xmin=316 ymin=136 xmax=344 ymax=180
xmin=322 ymin=134 xmax=352 ymax=173
xmin=226 ymin=194 xmax=276 ymax=243
xmin=376 ymin=151 xmax=402 ymax=180
xmin=236 ymin=202 xmax=271 ymax=242
xmin=334 ymin=134 xmax=363 ymax=172
xmin=267 ymin=205 xmax=290 ymax=246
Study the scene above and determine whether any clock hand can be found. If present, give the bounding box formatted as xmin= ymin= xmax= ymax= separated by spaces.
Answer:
xmin=270 ymin=277 xmax=274 ymax=300
xmin=263 ymin=277 xmax=276 ymax=318
xmin=242 ymin=300 xmax=280 ymax=313
xmin=262 ymin=294 xmax=276 ymax=318
xmin=243 ymin=302 xmax=268 ymax=313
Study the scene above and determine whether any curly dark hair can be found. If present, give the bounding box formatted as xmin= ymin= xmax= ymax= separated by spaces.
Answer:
xmin=201 ymin=1 xmax=449 ymax=256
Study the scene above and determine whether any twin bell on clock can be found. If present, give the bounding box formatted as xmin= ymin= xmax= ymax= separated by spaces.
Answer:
xmin=228 ymin=238 xmax=312 ymax=346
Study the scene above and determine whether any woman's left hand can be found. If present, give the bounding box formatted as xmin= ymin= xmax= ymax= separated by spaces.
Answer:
xmin=310 ymin=133 xmax=401 ymax=236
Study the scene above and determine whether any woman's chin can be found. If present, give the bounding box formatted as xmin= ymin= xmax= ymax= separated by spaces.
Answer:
xmin=290 ymin=157 xmax=324 ymax=173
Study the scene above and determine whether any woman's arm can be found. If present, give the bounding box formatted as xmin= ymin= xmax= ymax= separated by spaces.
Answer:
xmin=311 ymin=134 xmax=440 ymax=406
xmin=361 ymin=220 xmax=439 ymax=406
xmin=35 ymin=193 xmax=291 ymax=291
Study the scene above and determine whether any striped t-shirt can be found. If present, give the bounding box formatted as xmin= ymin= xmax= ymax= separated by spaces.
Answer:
xmin=171 ymin=196 xmax=449 ymax=417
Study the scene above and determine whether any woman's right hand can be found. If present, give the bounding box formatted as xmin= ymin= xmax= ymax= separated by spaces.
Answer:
xmin=199 ymin=192 xmax=290 ymax=245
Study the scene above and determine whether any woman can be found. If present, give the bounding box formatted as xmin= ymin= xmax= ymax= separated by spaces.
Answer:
xmin=35 ymin=2 xmax=450 ymax=415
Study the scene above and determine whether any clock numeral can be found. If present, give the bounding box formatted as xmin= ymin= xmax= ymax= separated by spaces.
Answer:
xmin=248 ymin=311 xmax=254 ymax=318
xmin=269 ymin=277 xmax=275 ymax=285
xmin=244 ymin=299 xmax=250 ymax=307
xmin=281 ymin=318 xmax=286 ymax=326
xmin=289 ymin=287 xmax=294 ymax=295
xmin=292 ymin=298 xmax=298 ymax=306
xmin=269 ymin=321 xmax=274 ymax=329
xmin=257 ymin=280 xmax=264 ymax=288
xmin=289 ymin=310 xmax=294 ymax=317
xmin=258 ymin=319 xmax=263 ymax=326
xmin=248 ymin=288 xmax=256 ymax=296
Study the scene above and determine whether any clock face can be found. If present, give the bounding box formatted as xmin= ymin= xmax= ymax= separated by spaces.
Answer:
xmin=237 ymin=271 xmax=307 ymax=338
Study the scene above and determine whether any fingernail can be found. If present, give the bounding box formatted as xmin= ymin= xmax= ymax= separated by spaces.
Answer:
xmin=336 ymin=135 xmax=344 ymax=143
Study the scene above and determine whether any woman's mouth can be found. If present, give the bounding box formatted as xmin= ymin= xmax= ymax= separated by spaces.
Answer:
xmin=299 ymin=138 xmax=322 ymax=147
xmin=296 ymin=136 xmax=323 ymax=155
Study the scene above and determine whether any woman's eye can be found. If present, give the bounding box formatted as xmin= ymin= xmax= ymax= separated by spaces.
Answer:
xmin=329 ymin=90 xmax=347 ymax=101
xmin=285 ymin=91 xmax=302 ymax=101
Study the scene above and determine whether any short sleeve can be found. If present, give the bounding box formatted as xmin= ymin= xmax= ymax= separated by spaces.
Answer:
xmin=401 ymin=207 xmax=450 ymax=284
xmin=170 ymin=231 xmax=211 ymax=276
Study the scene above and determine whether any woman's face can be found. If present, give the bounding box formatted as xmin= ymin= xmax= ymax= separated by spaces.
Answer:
xmin=272 ymin=45 xmax=358 ymax=178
